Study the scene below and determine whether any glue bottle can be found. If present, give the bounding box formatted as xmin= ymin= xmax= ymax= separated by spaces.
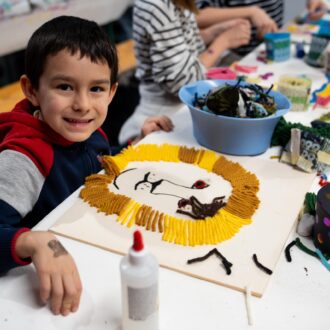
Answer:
xmin=120 ymin=230 xmax=159 ymax=330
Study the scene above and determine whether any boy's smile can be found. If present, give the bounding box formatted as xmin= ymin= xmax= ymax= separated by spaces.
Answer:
xmin=28 ymin=50 xmax=116 ymax=142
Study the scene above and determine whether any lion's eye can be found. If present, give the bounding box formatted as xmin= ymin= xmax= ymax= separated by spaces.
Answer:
xmin=192 ymin=180 xmax=208 ymax=189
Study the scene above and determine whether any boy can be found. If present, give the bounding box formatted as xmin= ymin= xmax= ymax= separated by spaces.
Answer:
xmin=0 ymin=16 xmax=172 ymax=317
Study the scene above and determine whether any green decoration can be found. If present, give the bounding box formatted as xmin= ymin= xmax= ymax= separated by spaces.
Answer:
xmin=271 ymin=117 xmax=330 ymax=147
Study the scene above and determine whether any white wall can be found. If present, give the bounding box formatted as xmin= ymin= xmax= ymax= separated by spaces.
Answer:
xmin=284 ymin=0 xmax=306 ymax=23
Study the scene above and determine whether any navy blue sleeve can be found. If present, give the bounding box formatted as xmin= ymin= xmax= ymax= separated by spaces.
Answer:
xmin=0 ymin=200 xmax=31 ymax=273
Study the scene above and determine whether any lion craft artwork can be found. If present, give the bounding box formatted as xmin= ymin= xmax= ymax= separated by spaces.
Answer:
xmin=80 ymin=144 xmax=260 ymax=246
xmin=50 ymin=143 xmax=315 ymax=297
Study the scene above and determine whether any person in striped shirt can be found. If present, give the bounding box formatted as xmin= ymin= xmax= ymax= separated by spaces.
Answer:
xmin=195 ymin=0 xmax=328 ymax=56
xmin=118 ymin=0 xmax=251 ymax=145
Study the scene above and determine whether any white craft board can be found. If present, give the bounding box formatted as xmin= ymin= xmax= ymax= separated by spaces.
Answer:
xmin=50 ymin=151 xmax=315 ymax=298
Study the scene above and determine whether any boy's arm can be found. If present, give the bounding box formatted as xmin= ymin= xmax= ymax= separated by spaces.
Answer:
xmin=15 ymin=231 xmax=82 ymax=316
xmin=0 ymin=150 xmax=82 ymax=316
xmin=0 ymin=200 xmax=82 ymax=315
xmin=0 ymin=202 xmax=82 ymax=316
xmin=0 ymin=149 xmax=43 ymax=272
xmin=0 ymin=221 xmax=32 ymax=271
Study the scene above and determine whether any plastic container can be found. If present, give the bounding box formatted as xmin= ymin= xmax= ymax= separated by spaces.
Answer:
xmin=264 ymin=32 xmax=291 ymax=62
xmin=315 ymin=184 xmax=330 ymax=257
xmin=178 ymin=80 xmax=291 ymax=156
xmin=277 ymin=75 xmax=311 ymax=112
xmin=120 ymin=230 xmax=159 ymax=330
xmin=306 ymin=33 xmax=330 ymax=67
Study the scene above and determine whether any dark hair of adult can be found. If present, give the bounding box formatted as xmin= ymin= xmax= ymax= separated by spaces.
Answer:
xmin=25 ymin=15 xmax=118 ymax=89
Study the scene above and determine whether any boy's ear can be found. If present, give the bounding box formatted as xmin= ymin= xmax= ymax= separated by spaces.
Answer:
xmin=20 ymin=74 xmax=40 ymax=107
xmin=108 ymin=82 xmax=118 ymax=105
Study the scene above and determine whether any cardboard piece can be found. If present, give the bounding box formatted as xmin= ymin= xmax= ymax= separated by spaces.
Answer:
xmin=50 ymin=152 xmax=315 ymax=297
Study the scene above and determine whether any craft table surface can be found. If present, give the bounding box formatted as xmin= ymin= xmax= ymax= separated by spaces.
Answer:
xmin=1 ymin=26 xmax=330 ymax=330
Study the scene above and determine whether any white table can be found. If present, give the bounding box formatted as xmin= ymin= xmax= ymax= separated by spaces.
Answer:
xmin=1 ymin=32 xmax=330 ymax=330
xmin=1 ymin=112 xmax=330 ymax=330
xmin=0 ymin=0 xmax=134 ymax=56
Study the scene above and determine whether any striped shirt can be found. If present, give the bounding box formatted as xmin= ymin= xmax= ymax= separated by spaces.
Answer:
xmin=195 ymin=0 xmax=284 ymax=55
xmin=133 ymin=0 xmax=205 ymax=95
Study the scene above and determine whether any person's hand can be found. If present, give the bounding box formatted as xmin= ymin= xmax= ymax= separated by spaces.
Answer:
xmin=217 ymin=19 xmax=251 ymax=49
xmin=15 ymin=231 xmax=82 ymax=316
xmin=201 ymin=19 xmax=251 ymax=45
xmin=141 ymin=115 xmax=174 ymax=138
xmin=248 ymin=6 xmax=278 ymax=39
xmin=306 ymin=0 xmax=328 ymax=21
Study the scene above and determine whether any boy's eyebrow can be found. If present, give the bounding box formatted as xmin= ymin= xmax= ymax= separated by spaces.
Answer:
xmin=92 ymin=79 xmax=111 ymax=85
xmin=51 ymin=75 xmax=110 ymax=84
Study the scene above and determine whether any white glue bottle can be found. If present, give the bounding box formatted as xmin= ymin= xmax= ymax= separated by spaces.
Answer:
xmin=120 ymin=230 xmax=159 ymax=330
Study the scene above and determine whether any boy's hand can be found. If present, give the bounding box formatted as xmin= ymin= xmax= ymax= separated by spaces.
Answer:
xmin=248 ymin=6 xmax=278 ymax=39
xmin=15 ymin=231 xmax=82 ymax=316
xmin=306 ymin=0 xmax=328 ymax=21
xmin=141 ymin=116 xmax=174 ymax=138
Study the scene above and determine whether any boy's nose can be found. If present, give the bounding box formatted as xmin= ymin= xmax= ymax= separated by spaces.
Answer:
xmin=73 ymin=93 xmax=90 ymax=112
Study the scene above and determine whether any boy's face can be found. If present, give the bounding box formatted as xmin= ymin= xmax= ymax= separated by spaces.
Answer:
xmin=30 ymin=50 xmax=116 ymax=142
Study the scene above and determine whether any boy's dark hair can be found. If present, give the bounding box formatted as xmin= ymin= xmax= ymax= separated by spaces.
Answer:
xmin=25 ymin=15 xmax=118 ymax=88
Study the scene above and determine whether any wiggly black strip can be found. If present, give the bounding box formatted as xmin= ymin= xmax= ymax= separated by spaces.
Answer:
xmin=212 ymin=248 xmax=233 ymax=275
xmin=284 ymin=240 xmax=297 ymax=262
xmin=187 ymin=250 xmax=214 ymax=264
xmin=187 ymin=248 xmax=233 ymax=275
xmin=252 ymin=254 xmax=273 ymax=275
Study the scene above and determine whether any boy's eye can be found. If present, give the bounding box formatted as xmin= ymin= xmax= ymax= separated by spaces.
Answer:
xmin=90 ymin=86 xmax=104 ymax=92
xmin=57 ymin=84 xmax=72 ymax=91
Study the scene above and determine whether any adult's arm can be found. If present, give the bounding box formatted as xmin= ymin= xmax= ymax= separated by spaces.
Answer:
xmin=199 ymin=19 xmax=251 ymax=68
xmin=196 ymin=6 xmax=278 ymax=38
xmin=306 ymin=0 xmax=328 ymax=20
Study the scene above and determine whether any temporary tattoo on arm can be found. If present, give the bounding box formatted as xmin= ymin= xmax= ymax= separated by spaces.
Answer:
xmin=48 ymin=240 xmax=68 ymax=258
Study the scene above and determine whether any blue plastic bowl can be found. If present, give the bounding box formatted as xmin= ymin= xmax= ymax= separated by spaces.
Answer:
xmin=178 ymin=80 xmax=291 ymax=156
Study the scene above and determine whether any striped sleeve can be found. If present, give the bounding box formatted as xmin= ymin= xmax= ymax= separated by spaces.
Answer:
xmin=134 ymin=0 xmax=205 ymax=95
xmin=195 ymin=0 xmax=219 ymax=8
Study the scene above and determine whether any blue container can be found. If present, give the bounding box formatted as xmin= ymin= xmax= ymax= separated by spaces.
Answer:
xmin=264 ymin=32 xmax=291 ymax=62
xmin=178 ymin=80 xmax=291 ymax=156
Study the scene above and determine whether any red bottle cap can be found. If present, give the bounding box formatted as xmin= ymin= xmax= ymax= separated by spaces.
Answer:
xmin=132 ymin=230 xmax=144 ymax=252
